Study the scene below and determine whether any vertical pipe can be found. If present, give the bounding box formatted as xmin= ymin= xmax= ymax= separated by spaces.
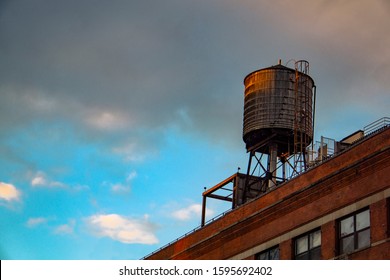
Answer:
xmin=268 ymin=142 xmax=278 ymax=189
xmin=232 ymin=173 xmax=239 ymax=209
xmin=243 ymin=151 xmax=254 ymax=204
xmin=312 ymin=85 xmax=316 ymax=151
xmin=201 ymin=193 xmax=206 ymax=227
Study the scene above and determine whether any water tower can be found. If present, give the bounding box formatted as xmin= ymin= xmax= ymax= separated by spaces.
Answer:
xmin=200 ymin=59 xmax=316 ymax=223
xmin=240 ymin=59 xmax=316 ymax=203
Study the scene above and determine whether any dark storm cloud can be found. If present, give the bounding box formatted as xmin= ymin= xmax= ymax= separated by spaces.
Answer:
xmin=0 ymin=1 xmax=246 ymax=141
xmin=234 ymin=0 xmax=390 ymax=136
xmin=1 ymin=0 xmax=389 ymax=160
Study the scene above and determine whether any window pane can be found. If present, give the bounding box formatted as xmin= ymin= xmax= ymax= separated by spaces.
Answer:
xmin=310 ymin=230 xmax=321 ymax=248
xmin=341 ymin=235 xmax=354 ymax=254
xmin=296 ymin=236 xmax=308 ymax=254
xmin=356 ymin=210 xmax=370 ymax=231
xmin=296 ymin=252 xmax=309 ymax=260
xmin=258 ymin=252 xmax=268 ymax=260
xmin=257 ymin=247 xmax=279 ymax=260
xmin=310 ymin=246 xmax=321 ymax=260
xmin=269 ymin=247 xmax=280 ymax=260
xmin=358 ymin=229 xmax=370 ymax=249
xmin=340 ymin=216 xmax=354 ymax=236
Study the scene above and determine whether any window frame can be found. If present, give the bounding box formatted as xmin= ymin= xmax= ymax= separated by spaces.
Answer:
xmin=255 ymin=245 xmax=280 ymax=260
xmin=338 ymin=208 xmax=370 ymax=254
xmin=294 ymin=228 xmax=322 ymax=260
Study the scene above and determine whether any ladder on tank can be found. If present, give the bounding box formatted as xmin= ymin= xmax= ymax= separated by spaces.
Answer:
xmin=292 ymin=60 xmax=311 ymax=176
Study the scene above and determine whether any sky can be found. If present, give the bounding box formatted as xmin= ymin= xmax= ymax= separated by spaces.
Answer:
xmin=0 ymin=0 xmax=389 ymax=260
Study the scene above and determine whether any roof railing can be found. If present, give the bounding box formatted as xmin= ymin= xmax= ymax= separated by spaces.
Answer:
xmin=364 ymin=117 xmax=390 ymax=135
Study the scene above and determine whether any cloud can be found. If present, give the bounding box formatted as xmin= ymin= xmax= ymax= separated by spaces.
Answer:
xmin=29 ymin=171 xmax=89 ymax=192
xmin=0 ymin=0 xmax=387 ymax=191
xmin=84 ymin=108 xmax=133 ymax=131
xmin=26 ymin=217 xmax=75 ymax=235
xmin=0 ymin=0 xmax=245 ymax=157
xmin=111 ymin=141 xmax=150 ymax=163
xmin=2 ymin=0 xmax=388 ymax=171
xmin=126 ymin=171 xmax=137 ymax=182
xmin=253 ymin=0 xmax=390 ymax=97
xmin=26 ymin=217 xmax=48 ymax=228
xmin=85 ymin=214 xmax=158 ymax=244
xmin=171 ymin=203 xmax=213 ymax=221
xmin=0 ymin=182 xmax=21 ymax=202
xmin=53 ymin=220 xmax=76 ymax=235
xmin=30 ymin=171 xmax=66 ymax=188
xmin=110 ymin=183 xmax=130 ymax=194
xmin=31 ymin=172 xmax=46 ymax=186
xmin=103 ymin=170 xmax=137 ymax=194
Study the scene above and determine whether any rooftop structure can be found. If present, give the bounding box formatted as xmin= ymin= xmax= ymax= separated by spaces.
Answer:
xmin=144 ymin=60 xmax=390 ymax=260
xmin=145 ymin=121 xmax=390 ymax=260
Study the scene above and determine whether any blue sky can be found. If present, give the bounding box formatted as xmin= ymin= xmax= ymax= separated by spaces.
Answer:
xmin=0 ymin=0 xmax=389 ymax=259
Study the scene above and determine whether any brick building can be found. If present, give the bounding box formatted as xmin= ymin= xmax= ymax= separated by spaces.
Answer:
xmin=145 ymin=124 xmax=390 ymax=260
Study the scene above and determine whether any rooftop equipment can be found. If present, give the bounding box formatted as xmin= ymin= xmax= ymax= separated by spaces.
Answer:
xmin=243 ymin=60 xmax=314 ymax=152
xmin=200 ymin=59 xmax=317 ymax=226
xmin=240 ymin=59 xmax=316 ymax=204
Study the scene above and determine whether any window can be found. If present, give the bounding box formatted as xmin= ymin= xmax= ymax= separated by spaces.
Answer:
xmin=255 ymin=246 xmax=279 ymax=260
xmin=339 ymin=208 xmax=370 ymax=254
xmin=294 ymin=229 xmax=321 ymax=260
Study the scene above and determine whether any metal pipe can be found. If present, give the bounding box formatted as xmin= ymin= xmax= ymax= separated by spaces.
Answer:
xmin=243 ymin=151 xmax=254 ymax=204
xmin=312 ymin=85 xmax=317 ymax=149
xmin=201 ymin=190 xmax=207 ymax=227
xmin=268 ymin=142 xmax=278 ymax=189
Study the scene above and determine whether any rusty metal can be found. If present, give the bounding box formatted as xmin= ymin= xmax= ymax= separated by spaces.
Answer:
xmin=201 ymin=173 xmax=238 ymax=227
xmin=201 ymin=60 xmax=317 ymax=225
xmin=243 ymin=61 xmax=314 ymax=154
xmin=201 ymin=172 xmax=265 ymax=226
xmin=242 ymin=60 xmax=316 ymax=199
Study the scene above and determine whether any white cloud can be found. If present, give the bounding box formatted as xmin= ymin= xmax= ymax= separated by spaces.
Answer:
xmin=84 ymin=109 xmax=132 ymax=131
xmin=171 ymin=203 xmax=211 ymax=221
xmin=109 ymin=170 xmax=136 ymax=193
xmin=53 ymin=220 xmax=76 ymax=235
xmin=26 ymin=217 xmax=48 ymax=228
xmin=0 ymin=182 xmax=21 ymax=202
xmin=31 ymin=172 xmax=46 ymax=186
xmin=85 ymin=214 xmax=158 ymax=244
xmin=30 ymin=171 xmax=89 ymax=192
xmin=26 ymin=217 xmax=75 ymax=235
xmin=110 ymin=183 xmax=130 ymax=194
xmin=30 ymin=171 xmax=66 ymax=188
xmin=126 ymin=170 xmax=137 ymax=182
xmin=112 ymin=141 xmax=147 ymax=162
